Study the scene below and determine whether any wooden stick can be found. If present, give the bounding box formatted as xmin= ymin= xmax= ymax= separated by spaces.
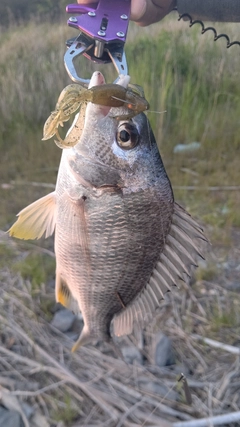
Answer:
xmin=173 ymin=410 xmax=240 ymax=427
xmin=10 ymin=180 xmax=55 ymax=189
xmin=0 ymin=317 xmax=119 ymax=422
xmin=173 ymin=185 xmax=240 ymax=191
xmin=191 ymin=334 xmax=240 ymax=355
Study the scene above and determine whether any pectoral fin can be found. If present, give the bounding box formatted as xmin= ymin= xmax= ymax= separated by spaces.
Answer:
xmin=8 ymin=192 xmax=56 ymax=240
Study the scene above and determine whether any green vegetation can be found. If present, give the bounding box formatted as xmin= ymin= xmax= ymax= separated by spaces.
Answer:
xmin=195 ymin=263 xmax=218 ymax=282
xmin=13 ymin=252 xmax=55 ymax=290
xmin=0 ymin=0 xmax=69 ymax=27
xmin=52 ymin=394 xmax=79 ymax=424
xmin=0 ymin=242 xmax=17 ymax=268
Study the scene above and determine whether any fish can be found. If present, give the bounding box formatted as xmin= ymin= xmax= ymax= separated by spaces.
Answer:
xmin=9 ymin=71 xmax=207 ymax=354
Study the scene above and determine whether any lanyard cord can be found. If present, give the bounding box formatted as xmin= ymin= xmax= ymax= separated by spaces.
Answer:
xmin=178 ymin=12 xmax=240 ymax=49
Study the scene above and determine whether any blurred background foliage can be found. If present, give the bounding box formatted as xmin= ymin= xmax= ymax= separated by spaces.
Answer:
xmin=0 ymin=0 xmax=69 ymax=26
xmin=0 ymin=6 xmax=240 ymax=249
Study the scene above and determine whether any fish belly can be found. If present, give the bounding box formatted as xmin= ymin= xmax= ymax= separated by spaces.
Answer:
xmin=55 ymin=181 xmax=173 ymax=338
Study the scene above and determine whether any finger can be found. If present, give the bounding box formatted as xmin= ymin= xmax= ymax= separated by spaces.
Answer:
xmin=77 ymin=0 xmax=98 ymax=3
xmin=131 ymin=0 xmax=175 ymax=26
xmin=130 ymin=0 xmax=147 ymax=22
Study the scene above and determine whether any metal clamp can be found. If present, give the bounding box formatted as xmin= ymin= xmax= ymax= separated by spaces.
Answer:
xmin=64 ymin=0 xmax=131 ymax=85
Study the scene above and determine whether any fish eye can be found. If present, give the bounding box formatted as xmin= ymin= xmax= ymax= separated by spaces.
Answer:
xmin=116 ymin=123 xmax=139 ymax=150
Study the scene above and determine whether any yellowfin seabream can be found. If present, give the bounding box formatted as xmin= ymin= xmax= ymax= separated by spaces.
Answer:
xmin=9 ymin=72 xmax=207 ymax=354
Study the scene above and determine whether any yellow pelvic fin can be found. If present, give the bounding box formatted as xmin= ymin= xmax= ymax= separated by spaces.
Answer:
xmin=55 ymin=271 xmax=72 ymax=309
xmin=55 ymin=270 xmax=79 ymax=315
xmin=8 ymin=192 xmax=56 ymax=240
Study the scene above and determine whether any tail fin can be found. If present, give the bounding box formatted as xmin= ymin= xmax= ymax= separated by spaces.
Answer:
xmin=71 ymin=325 xmax=123 ymax=360
xmin=71 ymin=325 xmax=94 ymax=352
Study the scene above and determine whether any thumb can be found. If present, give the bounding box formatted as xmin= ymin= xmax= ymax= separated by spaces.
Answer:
xmin=131 ymin=0 xmax=175 ymax=26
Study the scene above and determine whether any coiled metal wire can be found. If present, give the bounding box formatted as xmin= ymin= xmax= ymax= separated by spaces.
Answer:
xmin=178 ymin=13 xmax=240 ymax=49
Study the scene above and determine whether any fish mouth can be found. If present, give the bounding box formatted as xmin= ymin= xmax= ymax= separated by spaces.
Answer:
xmin=68 ymin=71 xmax=133 ymax=186
xmin=88 ymin=71 xmax=130 ymax=90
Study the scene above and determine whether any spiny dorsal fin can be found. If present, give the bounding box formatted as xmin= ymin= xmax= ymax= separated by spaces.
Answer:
xmin=113 ymin=203 xmax=208 ymax=337
xmin=8 ymin=192 xmax=56 ymax=240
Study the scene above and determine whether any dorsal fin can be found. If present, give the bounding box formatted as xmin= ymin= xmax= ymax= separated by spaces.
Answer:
xmin=8 ymin=192 xmax=56 ymax=240
xmin=113 ymin=203 xmax=208 ymax=337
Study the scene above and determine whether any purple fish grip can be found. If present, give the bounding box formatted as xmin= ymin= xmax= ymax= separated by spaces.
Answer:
xmin=66 ymin=3 xmax=97 ymax=14
xmin=66 ymin=0 xmax=131 ymax=43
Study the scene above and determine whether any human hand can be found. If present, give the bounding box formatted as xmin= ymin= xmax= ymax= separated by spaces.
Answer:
xmin=77 ymin=0 xmax=176 ymax=26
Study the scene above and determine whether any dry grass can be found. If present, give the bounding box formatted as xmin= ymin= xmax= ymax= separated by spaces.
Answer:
xmin=0 ymin=229 xmax=240 ymax=426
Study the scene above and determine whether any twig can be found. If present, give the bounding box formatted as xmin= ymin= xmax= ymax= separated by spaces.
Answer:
xmin=191 ymin=334 xmax=240 ymax=355
xmin=172 ymin=185 xmax=240 ymax=191
xmin=10 ymin=180 xmax=55 ymax=189
xmin=181 ymin=282 xmax=207 ymax=317
xmin=0 ymin=386 xmax=30 ymax=427
xmin=18 ymin=242 xmax=55 ymax=258
xmin=173 ymin=410 xmax=240 ymax=427
xmin=171 ymin=326 xmax=208 ymax=370
xmin=215 ymin=366 xmax=238 ymax=401
xmin=11 ymin=380 xmax=66 ymax=397
xmin=0 ymin=318 xmax=119 ymax=422
xmin=116 ymin=399 xmax=143 ymax=427
xmin=108 ymin=378 xmax=193 ymax=421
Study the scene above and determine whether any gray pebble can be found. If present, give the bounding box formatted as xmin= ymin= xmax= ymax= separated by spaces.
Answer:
xmin=138 ymin=377 xmax=178 ymax=401
xmin=0 ymin=406 xmax=23 ymax=427
xmin=21 ymin=402 xmax=34 ymax=419
xmin=121 ymin=345 xmax=143 ymax=365
xmin=51 ymin=308 xmax=76 ymax=332
xmin=173 ymin=364 xmax=190 ymax=376
xmin=65 ymin=331 xmax=79 ymax=341
xmin=151 ymin=333 xmax=175 ymax=367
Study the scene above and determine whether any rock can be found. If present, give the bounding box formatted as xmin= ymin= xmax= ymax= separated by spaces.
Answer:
xmin=0 ymin=406 xmax=23 ymax=427
xmin=172 ymin=364 xmax=190 ymax=376
xmin=21 ymin=402 xmax=34 ymax=419
xmin=173 ymin=142 xmax=201 ymax=153
xmin=151 ymin=333 xmax=175 ymax=367
xmin=51 ymin=308 xmax=76 ymax=332
xmin=138 ymin=377 xmax=178 ymax=401
xmin=121 ymin=345 xmax=143 ymax=365
xmin=65 ymin=331 xmax=79 ymax=341
xmin=31 ymin=412 xmax=50 ymax=427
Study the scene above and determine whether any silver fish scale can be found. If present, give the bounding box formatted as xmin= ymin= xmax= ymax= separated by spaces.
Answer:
xmin=55 ymin=163 xmax=174 ymax=339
